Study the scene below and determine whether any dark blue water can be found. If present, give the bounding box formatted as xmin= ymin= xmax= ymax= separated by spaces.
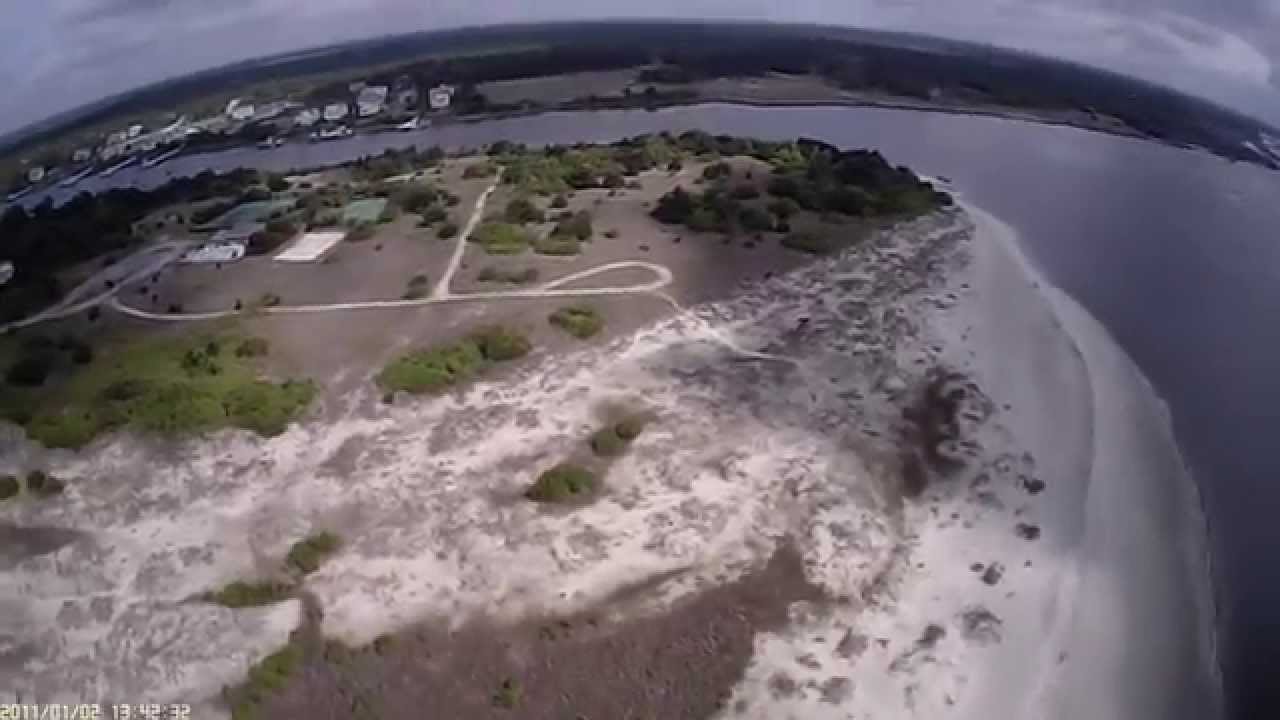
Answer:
xmin=23 ymin=104 xmax=1280 ymax=717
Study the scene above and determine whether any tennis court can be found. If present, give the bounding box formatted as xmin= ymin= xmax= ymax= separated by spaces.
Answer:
xmin=342 ymin=198 xmax=388 ymax=225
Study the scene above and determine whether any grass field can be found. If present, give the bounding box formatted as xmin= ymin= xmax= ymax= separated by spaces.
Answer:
xmin=1 ymin=329 xmax=315 ymax=449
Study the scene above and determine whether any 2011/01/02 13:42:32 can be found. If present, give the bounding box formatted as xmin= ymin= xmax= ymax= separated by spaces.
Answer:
xmin=0 ymin=706 xmax=192 ymax=719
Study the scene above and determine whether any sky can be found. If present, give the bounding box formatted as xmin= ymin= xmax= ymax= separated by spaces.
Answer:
xmin=2 ymin=0 xmax=1279 ymax=136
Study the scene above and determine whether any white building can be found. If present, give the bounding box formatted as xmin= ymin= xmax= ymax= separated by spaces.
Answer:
xmin=357 ymin=85 xmax=389 ymax=118
xmin=294 ymin=108 xmax=321 ymax=127
xmin=128 ymin=124 xmax=144 ymax=139
xmin=72 ymin=148 xmax=92 ymax=163
xmin=323 ymin=103 xmax=350 ymax=122
xmin=0 ymin=261 xmax=13 ymax=286
xmin=428 ymin=84 xmax=455 ymax=111
xmin=26 ymin=166 xmax=46 ymax=184
xmin=226 ymin=98 xmax=255 ymax=121
xmin=106 ymin=129 xmax=128 ymax=145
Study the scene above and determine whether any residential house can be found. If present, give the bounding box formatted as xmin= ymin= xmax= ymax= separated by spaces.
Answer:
xmin=71 ymin=148 xmax=92 ymax=163
xmin=226 ymin=98 xmax=255 ymax=121
xmin=294 ymin=108 xmax=321 ymax=128
xmin=26 ymin=166 xmax=46 ymax=184
xmin=323 ymin=102 xmax=350 ymax=122
xmin=428 ymin=84 xmax=455 ymax=111
xmin=127 ymin=124 xmax=144 ymax=139
xmin=357 ymin=85 xmax=389 ymax=118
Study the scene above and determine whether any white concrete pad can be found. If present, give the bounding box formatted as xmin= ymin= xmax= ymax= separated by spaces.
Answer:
xmin=274 ymin=231 xmax=345 ymax=263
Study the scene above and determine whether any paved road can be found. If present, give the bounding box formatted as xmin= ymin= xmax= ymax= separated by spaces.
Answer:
xmin=1 ymin=240 xmax=194 ymax=333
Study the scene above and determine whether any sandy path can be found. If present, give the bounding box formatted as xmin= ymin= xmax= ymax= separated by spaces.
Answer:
xmin=433 ymin=172 xmax=501 ymax=300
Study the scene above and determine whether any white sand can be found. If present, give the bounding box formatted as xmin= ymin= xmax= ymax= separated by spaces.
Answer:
xmin=0 ymin=203 xmax=1219 ymax=718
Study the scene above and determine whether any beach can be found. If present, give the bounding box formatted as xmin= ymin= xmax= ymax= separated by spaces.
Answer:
xmin=0 ymin=202 xmax=1219 ymax=718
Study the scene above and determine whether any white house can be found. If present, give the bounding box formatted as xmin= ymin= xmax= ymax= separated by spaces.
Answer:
xmin=294 ymin=108 xmax=321 ymax=127
xmin=226 ymin=98 xmax=255 ymax=121
xmin=26 ymin=166 xmax=46 ymax=184
xmin=127 ymin=124 xmax=144 ymax=139
xmin=357 ymin=85 xmax=389 ymax=118
xmin=323 ymin=103 xmax=350 ymax=122
xmin=0 ymin=261 xmax=13 ymax=286
xmin=428 ymin=84 xmax=455 ymax=111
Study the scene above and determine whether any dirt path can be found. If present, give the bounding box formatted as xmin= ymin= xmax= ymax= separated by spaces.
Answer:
xmin=433 ymin=172 xmax=502 ymax=300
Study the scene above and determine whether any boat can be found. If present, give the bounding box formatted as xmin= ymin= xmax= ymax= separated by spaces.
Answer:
xmin=309 ymin=125 xmax=353 ymax=142
xmin=97 ymin=155 xmax=138 ymax=178
xmin=395 ymin=116 xmax=426 ymax=132
xmin=257 ymin=137 xmax=286 ymax=149
xmin=141 ymin=143 xmax=185 ymax=168
xmin=59 ymin=165 xmax=96 ymax=188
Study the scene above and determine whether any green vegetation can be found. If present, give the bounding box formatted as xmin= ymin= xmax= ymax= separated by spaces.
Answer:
xmin=437 ymin=221 xmax=459 ymax=239
xmin=209 ymin=580 xmax=295 ymax=608
xmin=504 ymin=197 xmax=546 ymax=224
xmin=344 ymin=222 xmax=376 ymax=243
xmin=0 ymin=475 xmax=18 ymax=500
xmin=470 ymin=221 xmax=530 ymax=255
xmin=532 ymin=236 xmax=581 ymax=256
xmin=493 ymin=677 xmax=523 ymax=709
xmin=590 ymin=415 xmax=649 ymax=457
xmin=402 ymin=274 xmax=430 ymax=300
xmin=349 ymin=145 xmax=444 ymax=182
xmin=224 ymin=639 xmax=304 ymax=719
xmin=26 ymin=470 xmax=65 ymax=497
xmin=477 ymin=266 xmax=539 ymax=284
xmin=285 ymin=531 xmax=342 ymax=575
xmin=554 ymin=210 xmax=593 ymax=241
xmin=234 ymin=337 xmax=270 ymax=358
xmin=3 ymin=331 xmax=315 ymax=449
xmin=495 ymin=135 xmax=681 ymax=195
xmin=462 ymin=161 xmax=498 ymax=179
xmin=391 ymin=182 xmax=440 ymax=214
xmin=526 ymin=463 xmax=596 ymax=503
xmin=550 ymin=194 xmax=569 ymax=209
xmin=342 ymin=198 xmax=389 ymax=225
xmin=548 ymin=306 xmax=604 ymax=339
xmin=376 ymin=326 xmax=530 ymax=395
xmin=418 ymin=205 xmax=448 ymax=225
xmin=781 ymin=231 xmax=837 ymax=255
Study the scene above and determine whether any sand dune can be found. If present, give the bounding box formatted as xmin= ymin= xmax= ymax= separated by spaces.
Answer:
xmin=0 ymin=204 xmax=1218 ymax=718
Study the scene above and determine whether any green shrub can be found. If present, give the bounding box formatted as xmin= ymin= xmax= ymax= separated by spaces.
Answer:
xmin=526 ymin=463 xmax=596 ymax=502
xmin=493 ymin=678 xmax=522 ymax=709
xmin=738 ymin=206 xmax=773 ymax=232
xmin=550 ymin=194 xmax=569 ymax=209
xmin=0 ymin=475 xmax=19 ymax=500
xmin=702 ymin=161 xmax=732 ymax=180
xmin=603 ymin=229 xmax=620 ymax=239
xmin=554 ymin=210 xmax=593 ymax=241
xmin=377 ymin=341 xmax=486 ymax=394
xmin=224 ymin=380 xmax=316 ymax=436
xmin=209 ymin=580 xmax=295 ymax=608
xmin=235 ymin=337 xmax=270 ymax=358
xmin=590 ymin=427 xmax=628 ymax=457
xmin=471 ymin=222 xmax=529 ymax=255
xmin=285 ymin=531 xmax=341 ymax=575
xmin=345 ymin=223 xmax=376 ymax=243
xmin=26 ymin=470 xmax=64 ymax=497
xmin=781 ymin=231 xmax=836 ymax=255
xmin=477 ymin=267 xmax=539 ymax=284
xmin=614 ymin=416 xmax=648 ymax=440
xmin=731 ymin=183 xmax=760 ymax=199
xmin=473 ymin=327 xmax=532 ymax=362
xmin=6 ymin=352 xmax=54 ymax=387
xmin=767 ymin=198 xmax=798 ymax=219
xmin=463 ymin=162 xmax=497 ymax=179
xmin=420 ymin=205 xmax=448 ymax=225
xmin=532 ymin=235 xmax=580 ymax=256
xmin=437 ymin=221 xmax=459 ymax=239
xmin=548 ymin=306 xmax=603 ymax=339
xmin=504 ymin=197 xmax=546 ymax=224
xmin=267 ymin=176 xmax=290 ymax=193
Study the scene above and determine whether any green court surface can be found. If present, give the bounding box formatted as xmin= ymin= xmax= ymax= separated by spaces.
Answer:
xmin=204 ymin=200 xmax=296 ymax=229
xmin=342 ymin=198 xmax=388 ymax=225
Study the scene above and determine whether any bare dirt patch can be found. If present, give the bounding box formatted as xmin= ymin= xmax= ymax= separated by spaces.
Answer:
xmin=250 ymin=545 xmax=822 ymax=720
